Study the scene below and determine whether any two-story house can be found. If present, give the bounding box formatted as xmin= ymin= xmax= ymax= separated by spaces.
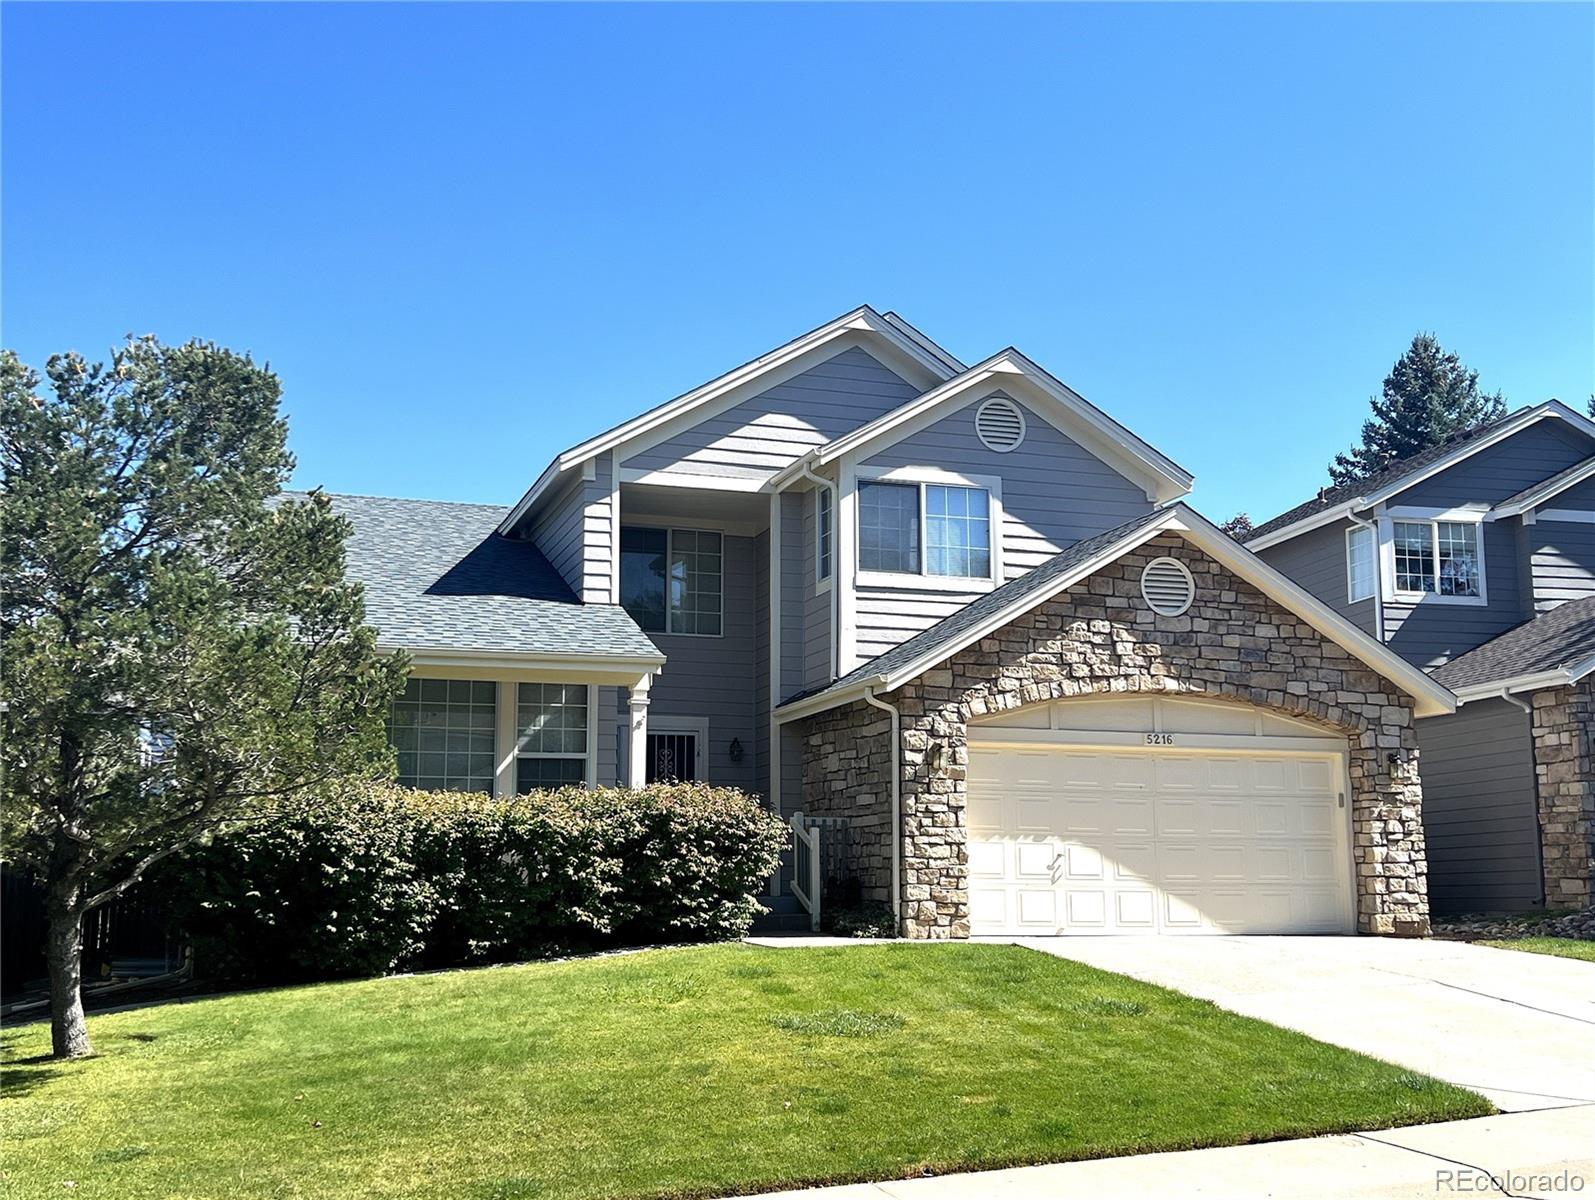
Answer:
xmin=335 ymin=307 xmax=1450 ymax=939
xmin=1247 ymin=402 xmax=1595 ymax=916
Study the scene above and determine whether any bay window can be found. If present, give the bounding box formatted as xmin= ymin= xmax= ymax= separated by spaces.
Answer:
xmin=858 ymin=478 xmax=994 ymax=581
xmin=620 ymin=526 xmax=723 ymax=636
xmin=515 ymin=682 xmax=588 ymax=792
xmin=1391 ymin=519 xmax=1482 ymax=598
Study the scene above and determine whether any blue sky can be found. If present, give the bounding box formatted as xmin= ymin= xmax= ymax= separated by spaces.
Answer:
xmin=4 ymin=2 xmax=1591 ymax=523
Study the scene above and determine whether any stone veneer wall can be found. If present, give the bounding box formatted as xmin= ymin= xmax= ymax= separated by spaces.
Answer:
xmin=1531 ymin=681 xmax=1595 ymax=909
xmin=797 ymin=532 xmax=1431 ymax=939
xmin=798 ymin=700 xmax=894 ymax=905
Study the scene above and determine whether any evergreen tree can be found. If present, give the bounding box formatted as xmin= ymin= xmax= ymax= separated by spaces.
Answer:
xmin=1 ymin=339 xmax=407 ymax=1058
xmin=1328 ymin=334 xmax=1506 ymax=486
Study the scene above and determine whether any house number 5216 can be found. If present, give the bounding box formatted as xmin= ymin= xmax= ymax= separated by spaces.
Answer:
xmin=1145 ymin=733 xmax=1175 ymax=746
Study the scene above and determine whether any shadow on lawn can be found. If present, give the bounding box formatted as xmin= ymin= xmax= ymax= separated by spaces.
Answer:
xmin=0 ymin=1031 xmax=65 ymax=1098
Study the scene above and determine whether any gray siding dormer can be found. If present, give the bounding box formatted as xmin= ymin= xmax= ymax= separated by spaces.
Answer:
xmin=1254 ymin=517 xmax=1377 ymax=637
xmin=850 ymin=394 xmax=1154 ymax=660
xmin=1395 ymin=421 xmax=1593 ymax=508
xmin=528 ymin=450 xmax=615 ymax=603
xmin=621 ymin=347 xmax=923 ymax=484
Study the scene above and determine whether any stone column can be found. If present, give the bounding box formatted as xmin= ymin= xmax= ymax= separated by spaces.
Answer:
xmin=1532 ymin=683 xmax=1595 ymax=909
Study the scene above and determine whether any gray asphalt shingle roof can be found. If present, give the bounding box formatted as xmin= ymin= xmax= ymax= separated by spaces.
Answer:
xmin=1249 ymin=408 xmax=1531 ymax=541
xmin=781 ymin=508 xmax=1168 ymax=709
xmin=1432 ymin=595 xmax=1595 ymax=691
xmin=318 ymin=493 xmax=662 ymax=660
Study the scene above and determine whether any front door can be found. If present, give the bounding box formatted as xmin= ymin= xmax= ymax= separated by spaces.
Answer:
xmin=645 ymin=729 xmax=702 ymax=783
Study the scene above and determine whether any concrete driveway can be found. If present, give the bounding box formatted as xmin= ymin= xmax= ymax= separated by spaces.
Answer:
xmin=1000 ymin=935 xmax=1595 ymax=1113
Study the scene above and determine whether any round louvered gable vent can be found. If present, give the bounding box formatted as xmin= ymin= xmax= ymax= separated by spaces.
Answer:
xmin=975 ymin=397 xmax=1026 ymax=453
xmin=1141 ymin=557 xmax=1195 ymax=616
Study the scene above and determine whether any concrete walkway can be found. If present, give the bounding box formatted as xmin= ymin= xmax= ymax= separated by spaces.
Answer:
xmin=1008 ymin=936 xmax=1595 ymax=1113
xmin=751 ymin=1106 xmax=1593 ymax=1200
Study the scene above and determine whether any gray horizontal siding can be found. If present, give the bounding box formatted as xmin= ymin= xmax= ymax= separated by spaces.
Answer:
xmin=779 ymin=492 xmax=805 ymax=703
xmin=1384 ymin=516 xmax=1527 ymax=668
xmin=1256 ymin=517 xmax=1377 ymax=637
xmin=854 ymin=393 xmax=1153 ymax=659
xmin=1417 ymin=698 xmax=1542 ymax=914
xmin=622 ymin=347 xmax=921 ymax=482
xmin=1530 ymin=519 xmax=1595 ymax=613
xmin=1394 ymin=421 xmax=1594 ymax=508
xmin=864 ymin=393 xmax=1154 ymax=580
xmin=753 ymin=529 xmax=771 ymax=804
xmin=527 ymin=451 xmax=613 ymax=602
xmin=646 ymin=531 xmax=760 ymax=795
xmin=1547 ymin=474 xmax=1595 ymax=510
xmin=598 ymin=686 xmax=623 ymax=786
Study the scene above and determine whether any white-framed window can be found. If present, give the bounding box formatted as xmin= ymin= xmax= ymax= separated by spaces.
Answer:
xmin=388 ymin=679 xmax=496 ymax=793
xmin=620 ymin=526 xmax=723 ymax=636
xmin=1346 ymin=525 xmax=1375 ymax=603
xmin=515 ymin=682 xmax=589 ymax=792
xmin=857 ymin=476 xmax=995 ymax=582
xmin=816 ymin=486 xmax=833 ymax=585
xmin=1390 ymin=518 xmax=1483 ymax=599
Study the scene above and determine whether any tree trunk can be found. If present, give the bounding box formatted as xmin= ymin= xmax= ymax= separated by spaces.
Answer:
xmin=45 ymin=897 xmax=92 ymax=1058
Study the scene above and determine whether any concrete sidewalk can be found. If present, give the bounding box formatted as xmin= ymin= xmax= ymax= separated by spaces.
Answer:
xmin=748 ymin=1105 xmax=1594 ymax=1200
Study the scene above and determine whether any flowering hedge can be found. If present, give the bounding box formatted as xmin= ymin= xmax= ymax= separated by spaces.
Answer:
xmin=152 ymin=781 xmax=789 ymax=984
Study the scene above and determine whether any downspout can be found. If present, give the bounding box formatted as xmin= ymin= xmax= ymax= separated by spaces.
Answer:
xmin=1346 ymin=502 xmax=1383 ymax=642
xmin=1497 ymin=687 xmax=1544 ymax=906
xmin=861 ymin=687 xmax=903 ymax=925
xmin=796 ymin=462 xmax=840 ymax=679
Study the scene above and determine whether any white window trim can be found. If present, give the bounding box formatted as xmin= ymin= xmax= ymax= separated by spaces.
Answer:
xmin=1378 ymin=514 xmax=1488 ymax=606
xmin=645 ymin=716 xmax=709 ymax=783
xmin=854 ymin=465 xmax=1005 ymax=593
xmin=620 ymin=525 xmax=726 ymax=638
xmin=1345 ymin=525 xmax=1375 ymax=605
xmin=814 ymin=486 xmax=833 ymax=594
xmin=511 ymin=681 xmax=597 ymax=791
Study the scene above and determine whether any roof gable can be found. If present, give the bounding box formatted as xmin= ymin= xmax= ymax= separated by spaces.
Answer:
xmin=499 ymin=307 xmax=960 ymax=532
xmin=1247 ymin=401 xmax=1595 ymax=550
xmin=771 ymin=348 xmax=1194 ymax=504
xmin=778 ymin=504 xmax=1453 ymax=721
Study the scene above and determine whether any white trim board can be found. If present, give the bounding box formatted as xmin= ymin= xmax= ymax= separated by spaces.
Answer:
xmin=1244 ymin=401 xmax=1595 ymax=551
xmin=1492 ymin=456 xmax=1595 ymax=518
xmin=1450 ymin=654 xmax=1595 ymax=705
xmin=776 ymin=504 xmax=1456 ymax=723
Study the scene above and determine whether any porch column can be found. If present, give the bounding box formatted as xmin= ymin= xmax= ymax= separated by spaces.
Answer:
xmin=627 ymin=676 xmax=651 ymax=788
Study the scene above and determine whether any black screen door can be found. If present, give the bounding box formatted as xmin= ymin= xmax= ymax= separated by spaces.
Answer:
xmin=645 ymin=732 xmax=699 ymax=783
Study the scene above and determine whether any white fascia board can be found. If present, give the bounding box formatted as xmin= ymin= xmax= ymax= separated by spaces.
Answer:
xmin=773 ymin=674 xmax=889 ymax=724
xmin=618 ymin=467 xmax=767 ymax=492
xmin=1247 ymin=402 xmax=1595 ymax=551
xmin=879 ymin=311 xmax=968 ymax=374
xmin=1452 ymin=653 xmax=1595 ymax=704
xmin=1492 ymin=456 xmax=1595 ymax=518
xmin=780 ymin=503 xmax=1455 ymax=722
xmin=497 ymin=307 xmax=959 ymax=534
xmin=805 ymin=350 xmax=1194 ymax=502
xmin=392 ymin=645 xmax=665 ymax=678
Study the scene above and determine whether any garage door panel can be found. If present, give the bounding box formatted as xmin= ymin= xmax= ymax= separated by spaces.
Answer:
xmin=966 ymin=739 xmax=1352 ymax=936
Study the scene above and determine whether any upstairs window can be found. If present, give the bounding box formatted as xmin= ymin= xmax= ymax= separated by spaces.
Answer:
xmin=621 ymin=526 xmax=724 ymax=636
xmin=816 ymin=486 xmax=833 ymax=582
xmin=1346 ymin=526 xmax=1375 ymax=603
xmin=859 ymin=478 xmax=994 ymax=580
xmin=1392 ymin=519 xmax=1481 ymax=598
xmin=858 ymin=482 xmax=920 ymax=573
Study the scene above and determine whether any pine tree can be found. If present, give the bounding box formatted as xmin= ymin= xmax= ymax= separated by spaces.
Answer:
xmin=1328 ymin=335 xmax=1506 ymax=486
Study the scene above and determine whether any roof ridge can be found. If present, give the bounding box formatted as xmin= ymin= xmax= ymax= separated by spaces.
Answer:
xmin=309 ymin=490 xmax=511 ymax=512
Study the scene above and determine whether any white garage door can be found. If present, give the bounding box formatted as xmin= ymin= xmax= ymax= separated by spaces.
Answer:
xmin=967 ymin=711 xmax=1354 ymax=936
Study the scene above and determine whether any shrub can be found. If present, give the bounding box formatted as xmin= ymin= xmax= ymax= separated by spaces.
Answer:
xmin=152 ymin=780 xmax=788 ymax=984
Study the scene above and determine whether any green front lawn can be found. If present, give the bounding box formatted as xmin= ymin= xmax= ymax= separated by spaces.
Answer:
xmin=1480 ymin=937 xmax=1595 ymax=962
xmin=2 ymin=943 xmax=1491 ymax=1199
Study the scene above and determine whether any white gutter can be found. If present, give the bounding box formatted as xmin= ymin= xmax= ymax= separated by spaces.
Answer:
xmin=1344 ymin=501 xmax=1383 ymax=642
xmin=1497 ymin=688 xmax=1533 ymax=716
xmin=861 ymin=687 xmax=903 ymax=926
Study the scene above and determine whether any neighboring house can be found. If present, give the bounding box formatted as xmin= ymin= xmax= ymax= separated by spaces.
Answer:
xmin=334 ymin=306 xmax=1452 ymax=940
xmin=1247 ymin=402 xmax=1595 ymax=915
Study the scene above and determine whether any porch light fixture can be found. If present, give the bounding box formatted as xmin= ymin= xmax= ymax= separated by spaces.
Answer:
xmin=728 ymin=737 xmax=744 ymax=763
